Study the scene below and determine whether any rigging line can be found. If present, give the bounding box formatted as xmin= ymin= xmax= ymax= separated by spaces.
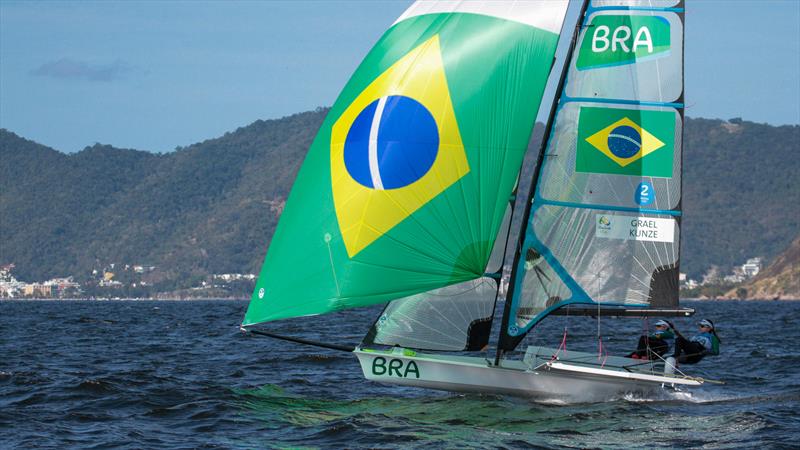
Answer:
xmin=595 ymin=300 xmax=609 ymax=368
xmin=647 ymin=345 xmax=692 ymax=379
xmin=551 ymin=327 xmax=569 ymax=362
xmin=640 ymin=316 xmax=652 ymax=373
xmin=244 ymin=328 xmax=355 ymax=353
xmin=596 ymin=298 xmax=601 ymax=351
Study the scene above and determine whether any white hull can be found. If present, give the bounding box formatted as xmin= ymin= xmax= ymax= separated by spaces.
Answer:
xmin=355 ymin=346 xmax=702 ymax=402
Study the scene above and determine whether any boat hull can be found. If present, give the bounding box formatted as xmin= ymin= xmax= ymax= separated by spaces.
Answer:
xmin=354 ymin=347 xmax=701 ymax=402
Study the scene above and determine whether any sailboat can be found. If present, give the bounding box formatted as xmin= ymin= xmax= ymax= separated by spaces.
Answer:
xmin=242 ymin=0 xmax=702 ymax=401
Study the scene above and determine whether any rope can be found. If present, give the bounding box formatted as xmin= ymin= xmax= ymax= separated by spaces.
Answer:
xmin=550 ymin=306 xmax=572 ymax=362
xmin=642 ymin=316 xmax=651 ymax=365
xmin=597 ymin=335 xmax=608 ymax=368
xmin=551 ymin=327 xmax=568 ymax=362
xmin=245 ymin=327 xmax=356 ymax=353
xmin=648 ymin=347 xmax=691 ymax=379
xmin=596 ymin=301 xmax=605 ymax=365
xmin=596 ymin=301 xmax=601 ymax=340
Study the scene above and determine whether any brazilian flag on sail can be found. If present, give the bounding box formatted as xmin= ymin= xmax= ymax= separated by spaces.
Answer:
xmin=331 ymin=35 xmax=470 ymax=257
xmin=243 ymin=7 xmax=566 ymax=326
xmin=576 ymin=106 xmax=675 ymax=178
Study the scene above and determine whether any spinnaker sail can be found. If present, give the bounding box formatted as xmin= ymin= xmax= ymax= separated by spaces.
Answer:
xmin=243 ymin=1 xmax=570 ymax=327
xmin=498 ymin=0 xmax=686 ymax=351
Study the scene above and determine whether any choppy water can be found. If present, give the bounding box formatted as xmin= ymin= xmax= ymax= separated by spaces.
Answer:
xmin=1 ymin=300 xmax=798 ymax=449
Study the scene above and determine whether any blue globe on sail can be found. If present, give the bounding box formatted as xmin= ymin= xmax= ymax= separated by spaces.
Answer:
xmin=344 ymin=95 xmax=439 ymax=190
xmin=606 ymin=125 xmax=642 ymax=159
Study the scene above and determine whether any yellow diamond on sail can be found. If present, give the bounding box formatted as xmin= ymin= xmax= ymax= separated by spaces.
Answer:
xmin=584 ymin=117 xmax=665 ymax=167
xmin=330 ymin=35 xmax=469 ymax=258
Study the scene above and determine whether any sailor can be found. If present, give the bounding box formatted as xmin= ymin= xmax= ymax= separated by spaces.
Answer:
xmin=628 ymin=319 xmax=675 ymax=360
xmin=670 ymin=319 xmax=721 ymax=364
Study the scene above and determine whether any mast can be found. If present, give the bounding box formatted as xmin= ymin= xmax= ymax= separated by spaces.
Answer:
xmin=495 ymin=0 xmax=590 ymax=365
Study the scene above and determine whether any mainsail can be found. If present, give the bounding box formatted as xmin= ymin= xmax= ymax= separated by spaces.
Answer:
xmin=498 ymin=0 xmax=686 ymax=351
xmin=243 ymin=2 xmax=570 ymax=327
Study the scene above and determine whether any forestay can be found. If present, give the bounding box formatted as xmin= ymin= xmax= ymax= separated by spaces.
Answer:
xmin=243 ymin=1 xmax=570 ymax=327
xmin=499 ymin=0 xmax=686 ymax=349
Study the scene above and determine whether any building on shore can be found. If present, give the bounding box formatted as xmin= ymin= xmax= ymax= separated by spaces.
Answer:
xmin=22 ymin=283 xmax=53 ymax=298
xmin=742 ymin=257 xmax=763 ymax=278
xmin=0 ymin=264 xmax=26 ymax=298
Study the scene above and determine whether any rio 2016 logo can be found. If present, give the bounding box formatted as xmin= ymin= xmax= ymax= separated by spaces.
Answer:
xmin=371 ymin=356 xmax=420 ymax=378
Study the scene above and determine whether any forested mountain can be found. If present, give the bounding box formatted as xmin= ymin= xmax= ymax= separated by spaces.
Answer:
xmin=1 ymin=112 xmax=798 ymax=286
xmin=1 ymin=109 xmax=323 ymax=284
xmin=681 ymin=118 xmax=799 ymax=278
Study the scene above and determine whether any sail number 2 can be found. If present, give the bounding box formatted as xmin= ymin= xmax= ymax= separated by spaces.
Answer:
xmin=371 ymin=356 xmax=420 ymax=378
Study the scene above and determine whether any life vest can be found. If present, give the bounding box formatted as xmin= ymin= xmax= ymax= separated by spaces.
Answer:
xmin=692 ymin=331 xmax=720 ymax=356
xmin=652 ymin=329 xmax=675 ymax=341
xmin=650 ymin=329 xmax=675 ymax=351
xmin=709 ymin=334 xmax=720 ymax=356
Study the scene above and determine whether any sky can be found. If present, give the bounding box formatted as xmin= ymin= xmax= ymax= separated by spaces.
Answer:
xmin=1 ymin=0 xmax=798 ymax=154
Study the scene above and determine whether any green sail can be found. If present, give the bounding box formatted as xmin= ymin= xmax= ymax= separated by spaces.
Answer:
xmin=243 ymin=8 xmax=565 ymax=326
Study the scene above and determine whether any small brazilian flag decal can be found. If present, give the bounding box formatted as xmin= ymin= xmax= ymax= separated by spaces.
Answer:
xmin=576 ymin=107 xmax=675 ymax=178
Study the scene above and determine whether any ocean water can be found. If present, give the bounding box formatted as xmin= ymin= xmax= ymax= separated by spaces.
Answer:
xmin=1 ymin=299 xmax=797 ymax=449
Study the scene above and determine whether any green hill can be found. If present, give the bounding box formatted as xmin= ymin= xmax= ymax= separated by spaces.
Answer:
xmin=0 ymin=113 xmax=797 ymax=287
xmin=682 ymin=118 xmax=799 ymax=277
